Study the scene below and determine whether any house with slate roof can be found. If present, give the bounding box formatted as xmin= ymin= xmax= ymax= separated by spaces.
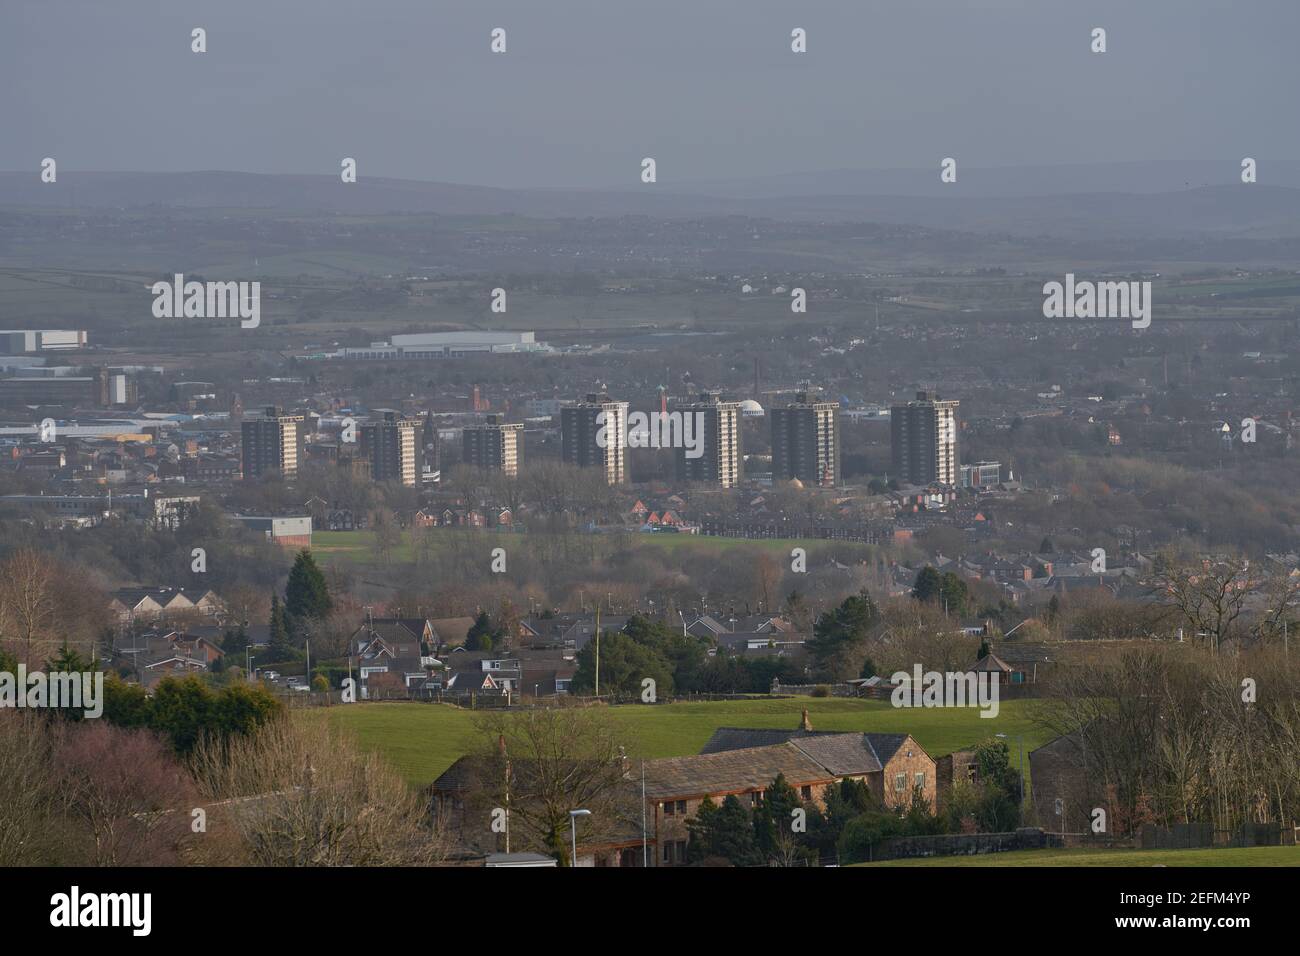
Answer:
xmin=644 ymin=711 xmax=936 ymax=865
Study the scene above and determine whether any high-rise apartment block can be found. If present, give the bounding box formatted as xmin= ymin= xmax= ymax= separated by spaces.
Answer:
xmin=361 ymin=411 xmax=419 ymax=486
xmin=675 ymin=391 xmax=743 ymax=488
xmin=462 ymin=414 xmax=523 ymax=476
xmin=561 ymin=393 xmax=629 ymax=484
xmin=241 ymin=406 xmax=305 ymax=479
xmin=771 ymin=389 xmax=840 ymax=486
xmin=890 ymin=390 xmax=959 ymax=486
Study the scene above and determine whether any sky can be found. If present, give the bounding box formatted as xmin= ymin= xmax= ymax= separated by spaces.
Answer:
xmin=2 ymin=0 xmax=1296 ymax=188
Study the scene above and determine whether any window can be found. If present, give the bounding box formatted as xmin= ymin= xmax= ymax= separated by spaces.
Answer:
xmin=801 ymin=786 xmax=812 ymax=801
xmin=663 ymin=843 xmax=673 ymax=864
xmin=894 ymin=773 xmax=907 ymax=793
xmin=914 ymin=772 xmax=926 ymax=790
xmin=664 ymin=801 xmax=675 ymax=816
xmin=676 ymin=800 xmax=687 ymax=814
xmin=676 ymin=841 xmax=687 ymax=861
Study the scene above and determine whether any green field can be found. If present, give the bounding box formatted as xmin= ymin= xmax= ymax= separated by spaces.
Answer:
xmin=318 ymin=696 xmax=1045 ymax=788
xmin=856 ymin=846 xmax=1298 ymax=867
xmin=311 ymin=528 xmax=856 ymax=568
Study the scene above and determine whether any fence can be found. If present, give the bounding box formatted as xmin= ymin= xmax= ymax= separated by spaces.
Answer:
xmin=868 ymin=828 xmax=1050 ymax=862
xmin=1139 ymin=821 xmax=1286 ymax=849
xmin=770 ymin=682 xmax=857 ymax=698
xmin=274 ymin=688 xmax=344 ymax=708
xmin=1059 ymin=822 xmax=1295 ymax=850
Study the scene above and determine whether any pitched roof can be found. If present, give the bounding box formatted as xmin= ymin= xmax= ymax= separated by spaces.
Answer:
xmin=356 ymin=621 xmax=421 ymax=646
xmin=643 ymin=742 xmax=833 ymax=800
xmin=688 ymin=615 xmax=728 ymax=635
xmin=699 ymin=727 xmax=812 ymax=754
xmin=371 ymin=617 xmax=431 ymax=638
xmin=862 ymin=733 xmax=911 ymax=765
xmin=430 ymin=755 xmax=478 ymax=792
xmin=110 ymin=586 xmax=203 ymax=609
xmin=698 ymin=727 xmax=919 ymax=776
xmin=988 ymin=642 xmax=1058 ymax=665
xmin=971 ymin=652 xmax=1013 ymax=673
xmin=790 ymin=735 xmax=885 ymax=776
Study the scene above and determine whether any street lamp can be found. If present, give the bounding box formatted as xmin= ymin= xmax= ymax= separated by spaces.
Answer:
xmin=569 ymin=809 xmax=591 ymax=866
xmin=995 ymin=732 xmax=1024 ymax=826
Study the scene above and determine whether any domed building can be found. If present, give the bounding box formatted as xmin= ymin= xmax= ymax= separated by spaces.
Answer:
xmin=739 ymin=399 xmax=764 ymax=418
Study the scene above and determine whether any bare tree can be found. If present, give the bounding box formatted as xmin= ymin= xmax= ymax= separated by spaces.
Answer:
xmin=191 ymin=717 xmax=449 ymax=866
xmin=56 ymin=721 xmax=197 ymax=866
xmin=1251 ymin=569 xmax=1300 ymax=646
xmin=1037 ymin=644 xmax=1300 ymax=835
xmin=466 ymin=706 xmax=639 ymax=865
xmin=0 ymin=711 xmax=65 ymax=865
xmin=1062 ymin=589 xmax=1173 ymax=642
xmin=0 ymin=548 xmax=60 ymax=666
xmin=1150 ymin=553 xmax=1255 ymax=652
xmin=222 ymin=583 xmax=271 ymax=630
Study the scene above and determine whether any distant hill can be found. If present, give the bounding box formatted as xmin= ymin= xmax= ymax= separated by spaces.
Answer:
xmin=673 ymin=160 xmax=1300 ymax=199
xmin=4 ymin=168 xmax=1300 ymax=240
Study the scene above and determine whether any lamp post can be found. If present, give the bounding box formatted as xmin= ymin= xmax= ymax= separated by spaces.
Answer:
xmin=569 ymin=809 xmax=591 ymax=867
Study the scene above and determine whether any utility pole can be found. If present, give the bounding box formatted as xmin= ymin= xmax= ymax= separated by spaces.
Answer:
xmin=503 ymin=735 xmax=511 ymax=854
xmin=594 ymin=605 xmax=601 ymax=698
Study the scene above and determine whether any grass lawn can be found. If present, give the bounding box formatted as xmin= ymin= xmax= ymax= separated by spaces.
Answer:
xmin=856 ymin=846 xmax=1298 ymax=867
xmin=309 ymin=528 xmax=861 ymax=569
xmin=316 ymin=696 xmax=1045 ymax=788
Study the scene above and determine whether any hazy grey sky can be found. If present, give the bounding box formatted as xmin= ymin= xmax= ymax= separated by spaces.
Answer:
xmin=2 ymin=0 xmax=1296 ymax=188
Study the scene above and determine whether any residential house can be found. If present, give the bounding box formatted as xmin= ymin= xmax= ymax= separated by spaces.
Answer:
xmin=643 ymin=713 xmax=937 ymax=866
xmin=108 ymin=586 xmax=223 ymax=624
